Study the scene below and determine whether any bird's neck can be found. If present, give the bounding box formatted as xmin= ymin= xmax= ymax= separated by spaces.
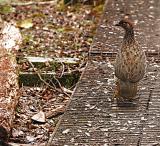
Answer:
xmin=123 ymin=28 xmax=135 ymax=44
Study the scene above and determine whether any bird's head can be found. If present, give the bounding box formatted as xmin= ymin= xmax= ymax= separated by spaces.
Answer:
xmin=115 ymin=19 xmax=134 ymax=30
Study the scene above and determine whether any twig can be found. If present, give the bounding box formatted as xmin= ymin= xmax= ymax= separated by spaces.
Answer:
xmin=9 ymin=142 xmax=45 ymax=146
xmin=50 ymin=75 xmax=71 ymax=97
xmin=64 ymin=0 xmax=75 ymax=6
xmin=28 ymin=60 xmax=71 ymax=97
xmin=28 ymin=60 xmax=57 ymax=90
xmin=46 ymin=105 xmax=66 ymax=119
xmin=60 ymin=68 xmax=81 ymax=76
xmin=46 ymin=114 xmax=63 ymax=146
xmin=58 ymin=59 xmax=65 ymax=78
xmin=11 ymin=1 xmax=57 ymax=6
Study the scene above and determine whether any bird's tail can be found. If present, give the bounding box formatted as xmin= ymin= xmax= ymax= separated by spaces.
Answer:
xmin=116 ymin=79 xmax=137 ymax=99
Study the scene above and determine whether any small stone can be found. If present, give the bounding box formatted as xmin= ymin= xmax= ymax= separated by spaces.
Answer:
xmin=31 ymin=111 xmax=46 ymax=123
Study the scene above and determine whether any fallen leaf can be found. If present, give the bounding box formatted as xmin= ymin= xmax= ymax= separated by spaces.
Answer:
xmin=18 ymin=19 xmax=33 ymax=29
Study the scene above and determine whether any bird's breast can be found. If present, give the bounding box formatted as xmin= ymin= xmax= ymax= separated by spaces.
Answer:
xmin=115 ymin=43 xmax=146 ymax=82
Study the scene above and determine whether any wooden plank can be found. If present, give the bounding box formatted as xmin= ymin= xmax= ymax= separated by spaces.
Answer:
xmin=51 ymin=0 xmax=160 ymax=145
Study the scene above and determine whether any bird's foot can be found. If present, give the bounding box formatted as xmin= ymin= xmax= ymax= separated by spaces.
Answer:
xmin=117 ymin=96 xmax=139 ymax=107
xmin=113 ymin=90 xmax=124 ymax=102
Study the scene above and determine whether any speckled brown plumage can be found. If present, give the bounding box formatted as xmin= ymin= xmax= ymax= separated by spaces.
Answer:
xmin=114 ymin=19 xmax=146 ymax=100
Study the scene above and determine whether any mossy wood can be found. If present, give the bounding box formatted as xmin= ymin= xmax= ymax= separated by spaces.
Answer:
xmin=0 ymin=21 xmax=22 ymax=143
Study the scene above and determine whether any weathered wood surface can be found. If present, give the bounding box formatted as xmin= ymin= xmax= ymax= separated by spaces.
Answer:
xmin=0 ymin=21 xmax=22 ymax=142
xmin=52 ymin=0 xmax=160 ymax=145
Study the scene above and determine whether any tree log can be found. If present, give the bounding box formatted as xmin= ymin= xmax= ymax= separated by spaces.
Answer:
xmin=0 ymin=20 xmax=22 ymax=143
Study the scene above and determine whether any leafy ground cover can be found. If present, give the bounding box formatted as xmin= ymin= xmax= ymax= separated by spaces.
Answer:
xmin=0 ymin=0 xmax=104 ymax=144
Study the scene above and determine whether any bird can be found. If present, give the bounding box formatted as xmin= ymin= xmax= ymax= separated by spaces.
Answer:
xmin=114 ymin=19 xmax=146 ymax=101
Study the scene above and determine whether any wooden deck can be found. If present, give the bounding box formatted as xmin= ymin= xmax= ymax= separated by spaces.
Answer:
xmin=52 ymin=0 xmax=160 ymax=145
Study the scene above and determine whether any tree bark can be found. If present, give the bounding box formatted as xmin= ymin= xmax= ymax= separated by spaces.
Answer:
xmin=0 ymin=21 xmax=22 ymax=143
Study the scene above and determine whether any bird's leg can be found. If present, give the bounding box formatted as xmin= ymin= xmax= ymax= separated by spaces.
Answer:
xmin=113 ymin=79 xmax=124 ymax=102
